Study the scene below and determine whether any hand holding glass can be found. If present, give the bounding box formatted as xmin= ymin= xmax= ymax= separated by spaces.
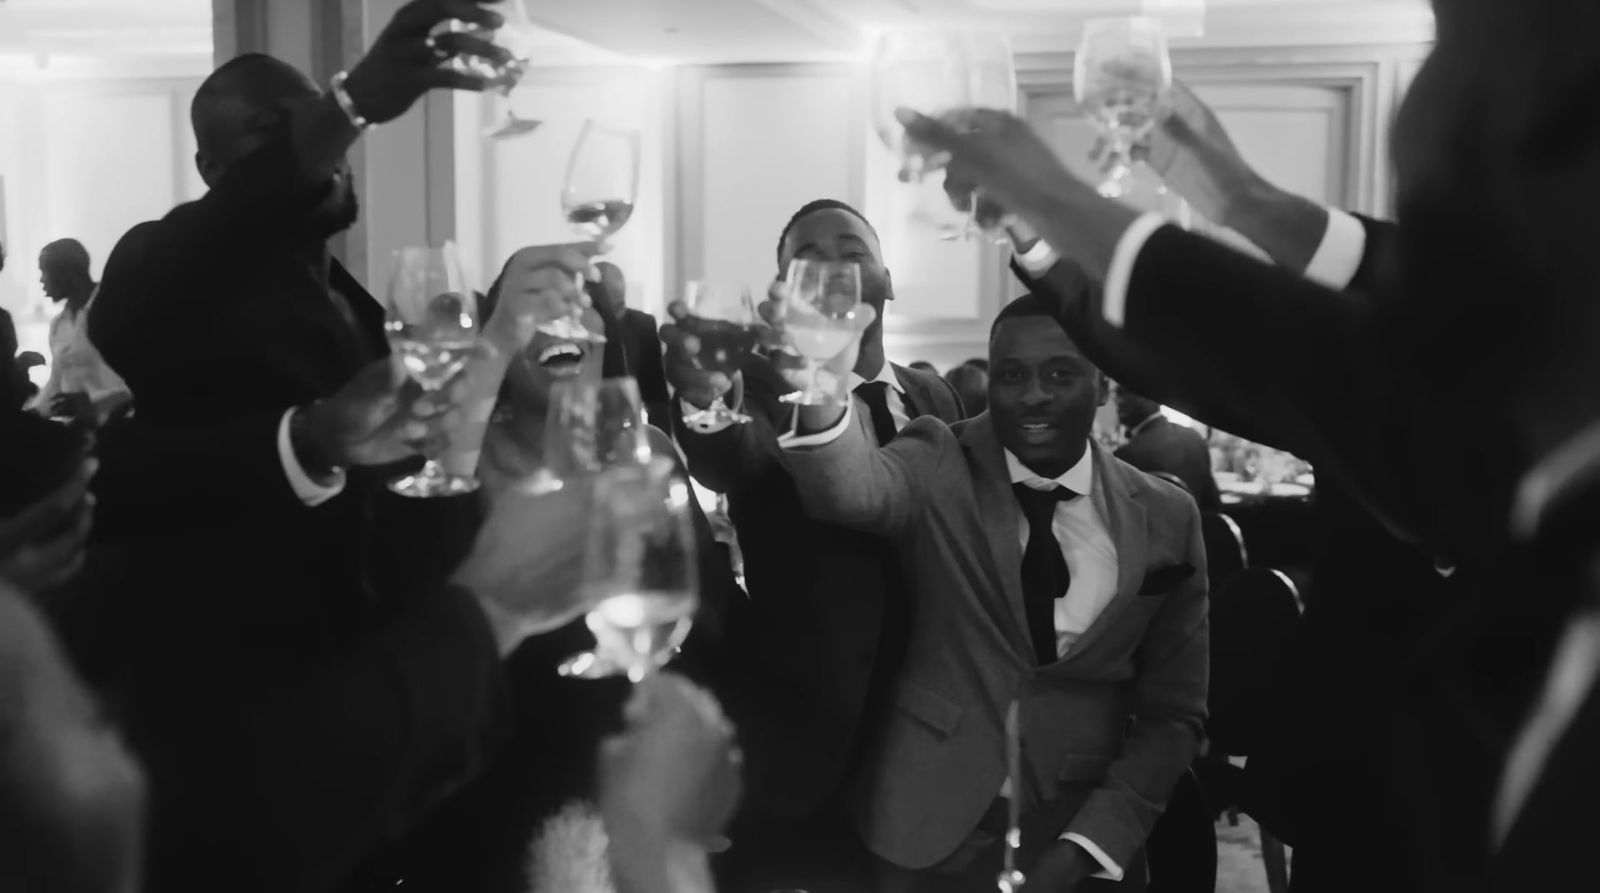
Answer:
xmin=383 ymin=244 xmax=481 ymax=498
xmin=678 ymin=281 xmax=760 ymax=427
xmin=551 ymin=120 xmax=642 ymax=342
xmin=1074 ymin=17 xmax=1173 ymax=199
xmin=448 ymin=0 xmax=541 ymax=138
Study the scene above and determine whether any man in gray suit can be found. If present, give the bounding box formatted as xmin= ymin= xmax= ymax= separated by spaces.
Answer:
xmin=778 ymin=294 xmax=1208 ymax=892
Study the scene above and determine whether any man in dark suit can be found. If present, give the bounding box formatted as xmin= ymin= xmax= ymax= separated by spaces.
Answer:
xmin=589 ymin=260 xmax=671 ymax=429
xmin=1112 ymin=385 xmax=1219 ymax=512
xmin=899 ymin=2 xmax=1600 ymax=885
xmin=88 ymin=4 xmax=513 ymax=608
xmin=664 ymin=198 xmax=965 ymax=892
xmin=778 ymin=295 xmax=1207 ymax=892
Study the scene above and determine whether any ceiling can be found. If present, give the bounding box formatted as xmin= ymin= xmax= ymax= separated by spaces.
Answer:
xmin=524 ymin=0 xmax=1436 ymax=64
xmin=0 ymin=0 xmax=211 ymax=77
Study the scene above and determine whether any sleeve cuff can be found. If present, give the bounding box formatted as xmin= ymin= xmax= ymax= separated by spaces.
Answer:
xmin=278 ymin=408 xmax=346 ymax=506
xmin=777 ymin=401 xmax=854 ymax=450
xmin=1102 ymin=212 xmax=1169 ymax=329
xmin=1302 ymin=208 xmax=1367 ymax=290
xmin=1060 ymin=833 xmax=1125 ymax=881
xmin=1016 ymin=240 xmax=1062 ymax=276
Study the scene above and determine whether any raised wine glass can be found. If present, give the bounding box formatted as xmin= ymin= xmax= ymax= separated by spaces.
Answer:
xmin=563 ymin=456 xmax=699 ymax=683
xmin=778 ymin=260 xmax=862 ymax=408
xmin=551 ymin=120 xmax=642 ymax=342
xmin=1074 ymin=17 xmax=1173 ymax=200
xmin=678 ymin=281 xmax=759 ymax=427
xmin=535 ymin=376 xmax=652 ymax=493
xmin=447 ymin=0 xmax=542 ymax=139
xmin=869 ymin=31 xmax=1018 ymax=242
xmin=382 ymin=243 xmax=481 ymax=498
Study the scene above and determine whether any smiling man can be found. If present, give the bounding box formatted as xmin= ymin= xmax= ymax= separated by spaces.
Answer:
xmin=779 ymin=294 xmax=1209 ymax=892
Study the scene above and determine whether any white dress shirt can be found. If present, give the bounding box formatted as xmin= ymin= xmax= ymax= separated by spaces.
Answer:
xmin=30 ymin=294 xmax=128 ymax=412
xmin=784 ymin=405 xmax=1125 ymax=879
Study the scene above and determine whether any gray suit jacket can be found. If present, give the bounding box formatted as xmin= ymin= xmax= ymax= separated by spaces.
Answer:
xmin=782 ymin=410 xmax=1208 ymax=871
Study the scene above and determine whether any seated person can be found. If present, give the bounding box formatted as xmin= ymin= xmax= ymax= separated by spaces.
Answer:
xmin=776 ymin=294 xmax=1208 ymax=892
xmin=1112 ymin=385 xmax=1220 ymax=512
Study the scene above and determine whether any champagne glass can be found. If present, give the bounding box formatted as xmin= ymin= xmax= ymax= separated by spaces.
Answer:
xmin=537 ymin=376 xmax=652 ymax=493
xmin=383 ymin=244 xmax=482 ymax=498
xmin=564 ymin=456 xmax=700 ymax=683
xmin=1074 ymin=17 xmax=1173 ymax=200
xmin=678 ymin=281 xmax=760 ymax=427
xmin=448 ymin=0 xmax=542 ymax=138
xmin=551 ymin=120 xmax=642 ymax=342
xmin=778 ymin=260 xmax=862 ymax=408
xmin=869 ymin=31 xmax=1018 ymax=241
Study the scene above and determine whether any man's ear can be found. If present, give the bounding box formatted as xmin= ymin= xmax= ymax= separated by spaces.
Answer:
xmin=195 ymin=152 xmax=221 ymax=189
xmin=1095 ymin=372 xmax=1111 ymax=407
xmin=883 ymin=267 xmax=894 ymax=301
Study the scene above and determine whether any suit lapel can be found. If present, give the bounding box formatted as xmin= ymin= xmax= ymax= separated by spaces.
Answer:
xmin=892 ymin=364 xmax=926 ymax=419
xmin=1060 ymin=446 xmax=1148 ymax=659
xmin=959 ymin=414 xmax=1036 ymax=659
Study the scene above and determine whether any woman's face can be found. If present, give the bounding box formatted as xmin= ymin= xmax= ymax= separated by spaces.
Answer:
xmin=504 ymin=305 xmax=607 ymax=414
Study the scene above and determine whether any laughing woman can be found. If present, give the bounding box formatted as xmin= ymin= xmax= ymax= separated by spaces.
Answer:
xmin=375 ymin=246 xmax=743 ymax=893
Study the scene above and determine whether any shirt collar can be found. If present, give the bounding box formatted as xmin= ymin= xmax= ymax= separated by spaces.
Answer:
xmin=847 ymin=361 xmax=904 ymax=396
xmin=1005 ymin=442 xmax=1095 ymax=495
xmin=1129 ymin=412 xmax=1163 ymax=438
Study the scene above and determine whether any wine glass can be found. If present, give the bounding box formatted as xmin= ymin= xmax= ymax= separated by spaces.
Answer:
xmin=382 ymin=244 xmax=482 ymax=498
xmin=678 ymin=281 xmax=760 ymax=427
xmin=448 ymin=0 xmax=542 ymax=139
xmin=550 ymin=120 xmax=642 ymax=341
xmin=537 ymin=376 xmax=652 ymax=492
xmin=778 ymin=260 xmax=862 ymax=408
xmin=565 ymin=456 xmax=700 ymax=683
xmin=1074 ymin=17 xmax=1173 ymax=200
xmin=869 ymin=31 xmax=1018 ymax=241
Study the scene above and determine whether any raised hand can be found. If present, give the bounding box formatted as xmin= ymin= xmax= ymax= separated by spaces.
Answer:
xmin=343 ymin=0 xmax=511 ymax=125
xmin=482 ymin=242 xmax=602 ymax=356
xmin=755 ymin=279 xmax=875 ymax=405
xmin=1143 ymin=80 xmax=1254 ymax=225
xmin=899 ymin=108 xmax=1087 ymax=224
xmin=295 ymin=354 xmax=474 ymax=472
xmin=599 ymin=673 xmax=742 ymax=849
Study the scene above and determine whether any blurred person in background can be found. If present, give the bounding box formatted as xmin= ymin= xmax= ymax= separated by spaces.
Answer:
xmin=29 ymin=239 xmax=127 ymax=425
xmin=943 ymin=361 xmax=987 ymax=416
xmin=588 ymin=261 xmax=671 ymax=430
xmin=1112 ymin=385 xmax=1219 ymax=512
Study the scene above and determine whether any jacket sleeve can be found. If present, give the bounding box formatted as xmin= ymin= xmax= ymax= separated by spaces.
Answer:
xmin=1063 ymin=496 xmax=1209 ymax=868
xmin=777 ymin=411 xmax=951 ymax=535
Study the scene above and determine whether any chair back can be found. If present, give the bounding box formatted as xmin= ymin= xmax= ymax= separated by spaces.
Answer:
xmin=1201 ymin=510 xmax=1248 ymax=590
xmin=1145 ymin=769 xmax=1218 ymax=893
xmin=1207 ymin=567 xmax=1303 ymax=756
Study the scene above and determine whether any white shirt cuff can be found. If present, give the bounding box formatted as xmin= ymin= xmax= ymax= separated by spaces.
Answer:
xmin=777 ymin=401 xmax=854 ymax=450
xmin=1302 ymin=208 xmax=1367 ymax=290
xmin=1016 ymin=240 xmax=1062 ymax=276
xmin=1102 ymin=212 xmax=1168 ymax=329
xmin=1060 ymin=832 xmax=1124 ymax=881
xmin=278 ymin=408 xmax=346 ymax=506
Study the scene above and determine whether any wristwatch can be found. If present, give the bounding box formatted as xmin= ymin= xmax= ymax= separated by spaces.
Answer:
xmin=329 ymin=70 xmax=373 ymax=132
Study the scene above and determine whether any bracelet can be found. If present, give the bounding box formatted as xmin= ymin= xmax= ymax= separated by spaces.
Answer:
xmin=329 ymin=70 xmax=373 ymax=131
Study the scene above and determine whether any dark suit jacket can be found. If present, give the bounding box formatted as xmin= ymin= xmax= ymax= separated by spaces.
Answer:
xmin=1115 ymin=415 xmax=1220 ymax=512
xmin=1015 ymin=217 xmax=1554 ymax=891
xmin=675 ymin=360 xmax=965 ymax=825
xmin=782 ymin=412 xmax=1207 ymax=870
xmin=618 ymin=307 xmax=671 ymax=430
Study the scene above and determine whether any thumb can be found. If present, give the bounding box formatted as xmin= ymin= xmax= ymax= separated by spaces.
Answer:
xmin=896 ymin=107 xmax=962 ymax=152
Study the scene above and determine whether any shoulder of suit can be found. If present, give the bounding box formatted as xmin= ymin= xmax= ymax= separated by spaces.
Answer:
xmin=1111 ymin=451 xmax=1198 ymax=508
xmin=891 ymin=362 xmax=964 ymax=420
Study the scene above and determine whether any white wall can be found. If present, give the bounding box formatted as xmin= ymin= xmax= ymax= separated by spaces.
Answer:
xmin=0 ymin=76 xmax=205 ymax=356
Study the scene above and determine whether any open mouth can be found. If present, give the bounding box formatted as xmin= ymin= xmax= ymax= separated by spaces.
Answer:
xmin=1018 ymin=421 xmax=1058 ymax=444
xmin=537 ymin=342 xmax=587 ymax=376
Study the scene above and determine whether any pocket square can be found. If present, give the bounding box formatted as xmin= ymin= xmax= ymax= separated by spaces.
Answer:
xmin=1137 ymin=563 xmax=1196 ymax=596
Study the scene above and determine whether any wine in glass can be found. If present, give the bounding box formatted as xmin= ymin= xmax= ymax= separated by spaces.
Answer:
xmin=448 ymin=0 xmax=542 ymax=138
xmin=778 ymin=260 xmax=862 ymax=407
xmin=1074 ymin=17 xmax=1173 ymax=201
xmin=538 ymin=376 xmax=652 ymax=492
xmin=383 ymin=243 xmax=482 ymax=498
xmin=549 ymin=120 xmax=642 ymax=342
xmin=567 ymin=456 xmax=700 ymax=683
xmin=678 ymin=281 xmax=760 ymax=427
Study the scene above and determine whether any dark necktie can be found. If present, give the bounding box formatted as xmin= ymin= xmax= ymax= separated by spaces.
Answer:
xmin=855 ymin=381 xmax=899 ymax=446
xmin=1013 ymin=482 xmax=1080 ymax=665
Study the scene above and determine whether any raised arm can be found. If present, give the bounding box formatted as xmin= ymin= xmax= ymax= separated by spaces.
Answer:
xmin=777 ymin=406 xmax=952 ymax=535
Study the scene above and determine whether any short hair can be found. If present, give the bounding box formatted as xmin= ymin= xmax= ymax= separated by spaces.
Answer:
xmin=775 ymin=199 xmax=879 ymax=269
xmin=40 ymin=239 xmax=90 ymax=272
xmin=988 ymin=293 xmax=1062 ymax=339
xmin=191 ymin=53 xmax=315 ymax=161
xmin=962 ymin=357 xmax=989 ymax=372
